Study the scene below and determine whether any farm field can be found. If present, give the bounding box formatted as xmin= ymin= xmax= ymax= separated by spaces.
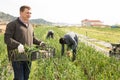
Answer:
xmin=59 ymin=27 xmax=120 ymax=43
xmin=0 ymin=26 xmax=120 ymax=80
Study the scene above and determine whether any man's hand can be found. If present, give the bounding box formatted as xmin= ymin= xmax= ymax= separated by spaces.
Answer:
xmin=18 ymin=44 xmax=25 ymax=53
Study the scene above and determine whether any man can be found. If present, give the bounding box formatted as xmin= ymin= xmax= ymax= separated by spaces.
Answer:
xmin=46 ymin=30 xmax=54 ymax=39
xmin=4 ymin=5 xmax=45 ymax=80
xmin=59 ymin=32 xmax=78 ymax=61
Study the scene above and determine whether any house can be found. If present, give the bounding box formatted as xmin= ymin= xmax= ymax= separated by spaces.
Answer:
xmin=0 ymin=24 xmax=6 ymax=33
xmin=81 ymin=19 xmax=104 ymax=27
xmin=0 ymin=21 xmax=8 ymax=33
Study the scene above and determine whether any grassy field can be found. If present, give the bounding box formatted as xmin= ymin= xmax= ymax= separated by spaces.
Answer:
xmin=0 ymin=26 xmax=120 ymax=80
xmin=60 ymin=27 xmax=120 ymax=43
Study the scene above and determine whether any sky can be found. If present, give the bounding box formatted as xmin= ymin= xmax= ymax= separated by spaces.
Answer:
xmin=0 ymin=0 xmax=120 ymax=25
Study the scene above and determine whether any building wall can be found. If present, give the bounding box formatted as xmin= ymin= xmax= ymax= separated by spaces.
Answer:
xmin=81 ymin=19 xmax=104 ymax=27
xmin=0 ymin=24 xmax=6 ymax=33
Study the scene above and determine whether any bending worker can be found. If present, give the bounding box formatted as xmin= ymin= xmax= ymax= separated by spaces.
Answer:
xmin=59 ymin=32 xmax=78 ymax=61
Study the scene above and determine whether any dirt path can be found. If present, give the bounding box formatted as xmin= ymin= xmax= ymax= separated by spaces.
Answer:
xmin=78 ymin=34 xmax=111 ymax=57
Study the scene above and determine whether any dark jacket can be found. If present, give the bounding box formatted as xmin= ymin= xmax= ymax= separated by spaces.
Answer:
xmin=4 ymin=18 xmax=41 ymax=60
xmin=46 ymin=30 xmax=54 ymax=39
xmin=61 ymin=32 xmax=78 ymax=55
xmin=64 ymin=32 xmax=78 ymax=50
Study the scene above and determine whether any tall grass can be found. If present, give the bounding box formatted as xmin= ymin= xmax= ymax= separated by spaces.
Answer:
xmin=0 ymin=26 xmax=120 ymax=80
xmin=0 ymin=34 xmax=13 ymax=80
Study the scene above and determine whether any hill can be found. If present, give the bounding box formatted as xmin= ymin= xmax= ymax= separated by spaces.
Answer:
xmin=0 ymin=11 xmax=52 ymax=25
xmin=30 ymin=18 xmax=52 ymax=25
xmin=0 ymin=11 xmax=16 ymax=22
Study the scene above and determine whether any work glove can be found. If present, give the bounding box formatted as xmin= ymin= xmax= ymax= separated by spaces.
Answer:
xmin=40 ymin=41 xmax=46 ymax=48
xmin=18 ymin=44 xmax=25 ymax=53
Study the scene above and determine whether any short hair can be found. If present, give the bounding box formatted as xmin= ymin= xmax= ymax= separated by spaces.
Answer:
xmin=59 ymin=37 xmax=65 ymax=44
xmin=20 ymin=5 xmax=31 ymax=12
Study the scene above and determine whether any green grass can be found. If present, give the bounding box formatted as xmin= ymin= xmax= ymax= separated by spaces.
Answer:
xmin=0 ymin=26 xmax=120 ymax=80
xmin=59 ymin=27 xmax=120 ymax=43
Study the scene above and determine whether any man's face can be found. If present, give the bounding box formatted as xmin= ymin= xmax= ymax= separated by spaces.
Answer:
xmin=20 ymin=8 xmax=31 ymax=21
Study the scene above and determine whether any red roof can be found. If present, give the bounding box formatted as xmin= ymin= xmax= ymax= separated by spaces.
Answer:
xmin=82 ymin=19 xmax=102 ymax=22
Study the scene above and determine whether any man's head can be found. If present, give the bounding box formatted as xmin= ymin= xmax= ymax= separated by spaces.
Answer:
xmin=20 ymin=5 xmax=31 ymax=22
xmin=59 ymin=37 xmax=66 ymax=44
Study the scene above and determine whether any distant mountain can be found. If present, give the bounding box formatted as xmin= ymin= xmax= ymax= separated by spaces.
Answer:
xmin=30 ymin=18 xmax=52 ymax=25
xmin=0 ymin=11 xmax=16 ymax=22
xmin=0 ymin=11 xmax=53 ymax=25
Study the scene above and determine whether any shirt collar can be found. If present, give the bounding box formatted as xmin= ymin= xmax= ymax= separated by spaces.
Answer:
xmin=19 ymin=17 xmax=29 ymax=27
